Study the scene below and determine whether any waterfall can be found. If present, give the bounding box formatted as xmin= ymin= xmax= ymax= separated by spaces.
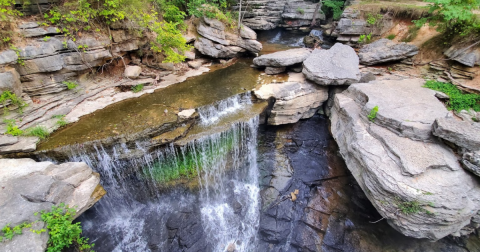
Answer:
xmin=66 ymin=97 xmax=260 ymax=252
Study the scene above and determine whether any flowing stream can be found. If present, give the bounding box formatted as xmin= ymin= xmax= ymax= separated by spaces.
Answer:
xmin=72 ymin=94 xmax=260 ymax=252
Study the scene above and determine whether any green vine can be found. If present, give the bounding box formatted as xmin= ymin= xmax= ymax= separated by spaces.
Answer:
xmin=0 ymin=222 xmax=32 ymax=242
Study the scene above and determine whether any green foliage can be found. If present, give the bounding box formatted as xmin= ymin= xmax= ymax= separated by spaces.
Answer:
xmin=296 ymin=7 xmax=305 ymax=15
xmin=386 ymin=34 xmax=396 ymax=40
xmin=0 ymin=91 xmax=27 ymax=115
xmin=0 ymin=0 xmax=21 ymax=20
xmin=398 ymin=200 xmax=422 ymax=215
xmin=413 ymin=0 xmax=480 ymax=37
xmin=36 ymin=203 xmax=94 ymax=252
xmin=43 ymin=36 xmax=51 ymax=42
xmin=0 ymin=222 xmax=32 ymax=242
xmin=322 ymin=0 xmax=345 ymax=20
xmin=163 ymin=3 xmax=187 ymax=23
xmin=4 ymin=119 xmax=23 ymax=136
xmin=368 ymin=106 xmax=379 ymax=121
xmin=63 ymin=81 xmax=79 ymax=90
xmin=24 ymin=126 xmax=50 ymax=140
xmin=151 ymin=21 xmax=191 ymax=63
xmin=131 ymin=84 xmax=144 ymax=93
xmin=9 ymin=45 xmax=24 ymax=65
xmin=366 ymin=13 xmax=383 ymax=25
xmin=358 ymin=33 xmax=372 ymax=43
xmin=53 ymin=115 xmax=68 ymax=127
xmin=424 ymin=80 xmax=480 ymax=112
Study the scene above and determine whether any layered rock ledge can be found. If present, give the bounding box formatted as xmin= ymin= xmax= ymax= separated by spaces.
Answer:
xmin=330 ymin=78 xmax=480 ymax=240
xmin=0 ymin=158 xmax=105 ymax=251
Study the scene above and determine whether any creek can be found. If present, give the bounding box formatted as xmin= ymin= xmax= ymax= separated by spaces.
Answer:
xmin=37 ymin=29 xmax=477 ymax=252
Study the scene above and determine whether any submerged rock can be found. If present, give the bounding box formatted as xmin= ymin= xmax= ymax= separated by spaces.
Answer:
xmin=358 ymin=39 xmax=419 ymax=65
xmin=0 ymin=159 xmax=105 ymax=252
xmin=253 ymin=48 xmax=311 ymax=67
xmin=302 ymin=43 xmax=360 ymax=85
xmin=330 ymin=78 xmax=480 ymax=240
xmin=254 ymin=75 xmax=328 ymax=125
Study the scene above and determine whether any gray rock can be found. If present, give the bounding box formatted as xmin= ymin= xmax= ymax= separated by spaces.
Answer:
xmin=178 ymin=109 xmax=196 ymax=119
xmin=18 ymin=22 xmax=39 ymax=29
xmin=0 ymin=137 xmax=38 ymax=154
xmin=265 ymin=66 xmax=286 ymax=75
xmin=15 ymin=55 xmax=64 ymax=75
xmin=194 ymin=37 xmax=245 ymax=59
xmin=359 ymin=39 xmax=419 ymax=65
xmin=187 ymin=60 xmax=203 ymax=69
xmin=19 ymin=38 xmax=64 ymax=60
xmin=254 ymin=80 xmax=328 ymax=125
xmin=124 ymin=65 xmax=142 ymax=79
xmin=0 ymin=135 xmax=18 ymax=146
xmin=242 ymin=18 xmax=277 ymax=30
xmin=444 ymin=43 xmax=480 ymax=67
xmin=197 ymin=19 xmax=229 ymax=45
xmin=330 ymin=83 xmax=480 ymax=240
xmin=0 ymin=50 xmax=18 ymax=65
xmin=282 ymin=0 xmax=325 ymax=25
xmin=253 ymin=48 xmax=311 ymax=67
xmin=344 ymin=78 xmax=449 ymax=141
xmin=239 ymin=25 xmax=257 ymax=40
xmin=158 ymin=62 xmax=175 ymax=71
xmin=302 ymin=43 xmax=360 ymax=85
xmin=21 ymin=72 xmax=76 ymax=96
xmin=359 ymin=72 xmax=376 ymax=83
xmin=0 ymin=158 xmax=105 ymax=252
xmin=336 ymin=18 xmax=367 ymax=35
xmin=20 ymin=27 xmax=61 ymax=38
xmin=432 ymin=117 xmax=480 ymax=150
xmin=462 ymin=151 xmax=480 ymax=177
xmin=0 ymin=68 xmax=22 ymax=96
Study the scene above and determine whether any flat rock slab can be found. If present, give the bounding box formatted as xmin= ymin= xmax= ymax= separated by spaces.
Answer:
xmin=330 ymin=91 xmax=480 ymax=240
xmin=0 ymin=135 xmax=18 ymax=146
xmin=254 ymin=80 xmax=328 ymax=125
xmin=344 ymin=78 xmax=449 ymax=141
xmin=302 ymin=43 xmax=360 ymax=85
xmin=253 ymin=48 xmax=312 ymax=67
xmin=0 ymin=137 xmax=38 ymax=154
xmin=359 ymin=39 xmax=419 ymax=65
xmin=265 ymin=66 xmax=286 ymax=75
xmin=433 ymin=117 xmax=480 ymax=150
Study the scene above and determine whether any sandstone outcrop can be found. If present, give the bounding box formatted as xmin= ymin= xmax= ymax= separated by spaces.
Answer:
xmin=254 ymin=73 xmax=328 ymax=125
xmin=0 ymin=159 xmax=105 ymax=252
xmin=194 ymin=18 xmax=262 ymax=58
xmin=358 ymin=39 xmax=419 ymax=65
xmin=330 ymin=78 xmax=480 ymax=240
xmin=302 ymin=43 xmax=360 ymax=85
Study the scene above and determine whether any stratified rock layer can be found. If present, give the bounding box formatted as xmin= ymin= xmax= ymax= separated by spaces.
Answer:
xmin=445 ymin=43 xmax=480 ymax=67
xmin=0 ymin=159 xmax=105 ymax=252
xmin=433 ymin=117 xmax=480 ymax=151
xmin=330 ymin=78 xmax=480 ymax=240
xmin=253 ymin=48 xmax=311 ymax=67
xmin=302 ymin=43 xmax=360 ymax=85
xmin=358 ymin=39 xmax=419 ymax=65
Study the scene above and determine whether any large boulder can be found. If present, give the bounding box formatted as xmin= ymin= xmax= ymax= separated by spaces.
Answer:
xmin=0 ymin=159 xmax=106 ymax=252
xmin=253 ymin=48 xmax=311 ymax=67
xmin=330 ymin=78 xmax=480 ymax=240
xmin=444 ymin=43 xmax=480 ymax=67
xmin=194 ymin=37 xmax=245 ymax=59
xmin=359 ymin=39 xmax=419 ymax=65
xmin=254 ymin=74 xmax=328 ymax=125
xmin=302 ymin=43 xmax=360 ymax=85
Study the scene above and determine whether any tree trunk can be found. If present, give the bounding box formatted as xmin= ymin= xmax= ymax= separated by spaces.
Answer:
xmin=310 ymin=2 xmax=322 ymax=27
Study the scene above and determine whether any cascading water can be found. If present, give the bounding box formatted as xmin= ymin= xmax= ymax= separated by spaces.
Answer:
xmin=68 ymin=94 xmax=260 ymax=252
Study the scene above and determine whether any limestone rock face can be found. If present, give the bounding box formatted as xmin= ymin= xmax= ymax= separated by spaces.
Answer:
xmin=194 ymin=18 xmax=262 ymax=58
xmin=445 ymin=43 xmax=480 ymax=67
xmin=302 ymin=43 xmax=360 ymax=85
xmin=0 ymin=137 xmax=39 ymax=155
xmin=0 ymin=68 xmax=22 ymax=97
xmin=330 ymin=78 xmax=480 ymax=240
xmin=253 ymin=48 xmax=311 ymax=67
xmin=0 ymin=50 xmax=18 ymax=65
xmin=254 ymin=77 xmax=328 ymax=125
xmin=0 ymin=159 xmax=105 ymax=252
xmin=359 ymin=39 xmax=419 ymax=65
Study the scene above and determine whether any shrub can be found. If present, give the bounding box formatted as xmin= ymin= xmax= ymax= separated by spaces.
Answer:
xmin=423 ymin=80 xmax=480 ymax=112
xmin=24 ymin=126 xmax=50 ymax=139
xmin=63 ymin=81 xmax=78 ymax=90
xmin=131 ymin=84 xmax=144 ymax=93
xmin=322 ymin=0 xmax=345 ymax=20
xmin=35 ymin=203 xmax=94 ymax=252
xmin=387 ymin=34 xmax=396 ymax=40
xmin=4 ymin=119 xmax=23 ymax=136
xmin=366 ymin=13 xmax=383 ymax=25
xmin=0 ymin=91 xmax=27 ymax=115
xmin=368 ymin=106 xmax=379 ymax=121
xmin=358 ymin=33 xmax=372 ymax=44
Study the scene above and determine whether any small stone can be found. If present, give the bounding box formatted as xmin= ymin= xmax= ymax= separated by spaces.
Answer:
xmin=178 ymin=109 xmax=196 ymax=119
xmin=187 ymin=60 xmax=203 ymax=69
xmin=124 ymin=66 xmax=142 ymax=79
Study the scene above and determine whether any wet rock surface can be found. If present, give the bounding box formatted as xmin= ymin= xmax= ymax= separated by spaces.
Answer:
xmin=358 ymin=39 xmax=419 ymax=65
xmin=0 ymin=159 xmax=105 ymax=252
xmin=257 ymin=115 xmax=480 ymax=251
xmin=330 ymin=79 xmax=480 ymax=240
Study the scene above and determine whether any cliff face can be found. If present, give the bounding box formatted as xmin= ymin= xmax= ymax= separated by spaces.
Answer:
xmin=237 ymin=0 xmax=325 ymax=30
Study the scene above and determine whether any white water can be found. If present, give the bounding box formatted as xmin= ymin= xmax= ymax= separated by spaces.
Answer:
xmin=67 ymin=96 xmax=260 ymax=252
